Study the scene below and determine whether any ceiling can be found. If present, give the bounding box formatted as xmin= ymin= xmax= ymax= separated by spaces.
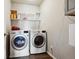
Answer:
xmin=11 ymin=0 xmax=44 ymax=6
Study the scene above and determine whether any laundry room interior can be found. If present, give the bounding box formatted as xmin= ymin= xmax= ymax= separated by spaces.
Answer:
xmin=4 ymin=0 xmax=75 ymax=59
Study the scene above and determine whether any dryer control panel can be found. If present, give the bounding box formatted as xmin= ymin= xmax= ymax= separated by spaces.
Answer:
xmin=24 ymin=31 xmax=28 ymax=33
xmin=42 ymin=31 xmax=46 ymax=33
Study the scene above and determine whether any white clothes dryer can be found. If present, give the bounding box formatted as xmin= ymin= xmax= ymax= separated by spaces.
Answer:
xmin=30 ymin=30 xmax=47 ymax=54
xmin=10 ymin=30 xmax=30 ymax=58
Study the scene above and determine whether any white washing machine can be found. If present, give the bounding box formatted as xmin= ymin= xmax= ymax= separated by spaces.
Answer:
xmin=30 ymin=30 xmax=47 ymax=54
xmin=10 ymin=30 xmax=30 ymax=58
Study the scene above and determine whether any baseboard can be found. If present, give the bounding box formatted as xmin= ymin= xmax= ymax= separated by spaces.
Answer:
xmin=47 ymin=51 xmax=56 ymax=59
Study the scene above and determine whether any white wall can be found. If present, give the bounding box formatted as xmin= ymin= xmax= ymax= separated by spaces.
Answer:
xmin=4 ymin=0 xmax=11 ymax=33
xmin=11 ymin=3 xmax=40 ymax=14
xmin=40 ymin=0 xmax=75 ymax=59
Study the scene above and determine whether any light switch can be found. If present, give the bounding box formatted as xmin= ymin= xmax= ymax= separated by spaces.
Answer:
xmin=69 ymin=24 xmax=75 ymax=47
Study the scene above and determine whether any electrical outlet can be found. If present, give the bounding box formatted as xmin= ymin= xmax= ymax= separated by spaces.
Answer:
xmin=50 ymin=46 xmax=53 ymax=54
xmin=51 ymin=48 xmax=52 ymax=51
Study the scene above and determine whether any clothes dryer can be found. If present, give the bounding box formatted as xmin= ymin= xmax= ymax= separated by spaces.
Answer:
xmin=30 ymin=30 xmax=47 ymax=54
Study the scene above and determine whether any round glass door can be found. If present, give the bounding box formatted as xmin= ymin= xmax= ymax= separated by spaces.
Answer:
xmin=34 ymin=35 xmax=45 ymax=48
xmin=12 ymin=35 xmax=27 ymax=50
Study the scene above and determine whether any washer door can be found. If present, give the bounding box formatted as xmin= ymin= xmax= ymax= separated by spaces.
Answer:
xmin=12 ymin=35 xmax=27 ymax=50
xmin=33 ymin=34 xmax=45 ymax=48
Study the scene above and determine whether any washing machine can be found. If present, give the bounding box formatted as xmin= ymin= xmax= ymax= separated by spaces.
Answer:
xmin=10 ymin=30 xmax=30 ymax=58
xmin=30 ymin=30 xmax=47 ymax=54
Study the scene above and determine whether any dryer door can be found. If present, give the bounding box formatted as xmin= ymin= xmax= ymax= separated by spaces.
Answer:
xmin=12 ymin=35 xmax=27 ymax=50
xmin=33 ymin=34 xmax=45 ymax=48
